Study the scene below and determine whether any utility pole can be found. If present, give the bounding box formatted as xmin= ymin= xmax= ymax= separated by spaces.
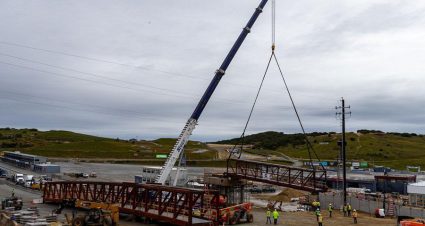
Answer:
xmin=336 ymin=97 xmax=351 ymax=204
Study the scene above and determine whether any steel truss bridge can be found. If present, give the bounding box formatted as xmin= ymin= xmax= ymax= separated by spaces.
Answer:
xmin=43 ymin=181 xmax=220 ymax=226
xmin=227 ymin=159 xmax=327 ymax=193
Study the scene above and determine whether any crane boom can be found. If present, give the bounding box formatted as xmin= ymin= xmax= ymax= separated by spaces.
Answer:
xmin=155 ymin=0 xmax=269 ymax=185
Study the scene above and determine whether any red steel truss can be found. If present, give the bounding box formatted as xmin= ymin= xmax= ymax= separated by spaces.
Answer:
xmin=43 ymin=181 xmax=219 ymax=226
xmin=227 ymin=159 xmax=327 ymax=193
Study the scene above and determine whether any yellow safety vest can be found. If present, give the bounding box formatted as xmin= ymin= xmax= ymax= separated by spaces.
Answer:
xmin=266 ymin=210 xmax=271 ymax=217
xmin=318 ymin=215 xmax=323 ymax=223
xmin=273 ymin=211 xmax=279 ymax=219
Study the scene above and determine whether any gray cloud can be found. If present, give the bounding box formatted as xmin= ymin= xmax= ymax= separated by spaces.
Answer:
xmin=0 ymin=0 xmax=425 ymax=141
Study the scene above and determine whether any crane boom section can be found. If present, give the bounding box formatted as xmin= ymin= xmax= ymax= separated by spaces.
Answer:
xmin=155 ymin=0 xmax=269 ymax=185
xmin=191 ymin=0 xmax=268 ymax=120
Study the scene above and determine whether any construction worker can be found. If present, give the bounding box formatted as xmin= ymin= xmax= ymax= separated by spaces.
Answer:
xmin=318 ymin=213 xmax=323 ymax=226
xmin=328 ymin=203 xmax=333 ymax=218
xmin=347 ymin=203 xmax=352 ymax=216
xmin=315 ymin=208 xmax=321 ymax=221
xmin=272 ymin=209 xmax=279 ymax=225
xmin=266 ymin=208 xmax=272 ymax=224
xmin=343 ymin=204 xmax=348 ymax=217
xmin=312 ymin=200 xmax=318 ymax=210
xmin=353 ymin=209 xmax=358 ymax=224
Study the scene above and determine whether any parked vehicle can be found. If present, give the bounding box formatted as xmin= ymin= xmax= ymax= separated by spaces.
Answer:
xmin=24 ymin=175 xmax=34 ymax=188
xmin=262 ymin=185 xmax=276 ymax=193
xmin=248 ymin=185 xmax=262 ymax=194
xmin=14 ymin=173 xmax=25 ymax=185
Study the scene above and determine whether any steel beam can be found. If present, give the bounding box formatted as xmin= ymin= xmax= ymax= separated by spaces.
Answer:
xmin=227 ymin=159 xmax=327 ymax=193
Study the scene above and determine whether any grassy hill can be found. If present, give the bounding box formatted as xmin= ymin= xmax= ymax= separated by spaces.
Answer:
xmin=216 ymin=130 xmax=425 ymax=169
xmin=0 ymin=128 xmax=215 ymax=160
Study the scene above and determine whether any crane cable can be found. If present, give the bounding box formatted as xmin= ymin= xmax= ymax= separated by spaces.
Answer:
xmin=271 ymin=0 xmax=276 ymax=52
xmin=226 ymin=52 xmax=274 ymax=163
xmin=227 ymin=0 xmax=325 ymax=171
xmin=272 ymin=53 xmax=325 ymax=171
xmin=269 ymin=0 xmax=324 ymax=171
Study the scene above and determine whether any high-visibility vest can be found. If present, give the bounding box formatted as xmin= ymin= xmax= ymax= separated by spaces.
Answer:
xmin=353 ymin=212 xmax=358 ymax=218
xmin=273 ymin=210 xmax=279 ymax=219
xmin=343 ymin=205 xmax=347 ymax=211
xmin=348 ymin=205 xmax=352 ymax=211
xmin=266 ymin=210 xmax=271 ymax=217
xmin=318 ymin=215 xmax=323 ymax=223
xmin=328 ymin=206 xmax=333 ymax=211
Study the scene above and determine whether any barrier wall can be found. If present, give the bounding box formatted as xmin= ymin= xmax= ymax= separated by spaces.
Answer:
xmin=319 ymin=192 xmax=425 ymax=219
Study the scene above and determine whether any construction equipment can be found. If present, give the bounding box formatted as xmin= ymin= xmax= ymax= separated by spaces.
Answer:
xmin=401 ymin=219 xmax=425 ymax=226
xmin=73 ymin=200 xmax=119 ymax=226
xmin=218 ymin=203 xmax=254 ymax=225
xmin=155 ymin=0 xmax=270 ymax=185
xmin=67 ymin=208 xmax=114 ymax=226
xmin=1 ymin=196 xmax=23 ymax=210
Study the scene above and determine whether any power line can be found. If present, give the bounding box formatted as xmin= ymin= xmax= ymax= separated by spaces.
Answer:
xmin=0 ymin=41 xmax=338 ymax=101
xmin=0 ymin=60 xmax=251 ymax=105
xmin=0 ymin=41 xmax=213 ymax=81
xmin=0 ymin=55 xmax=270 ymax=106
xmin=0 ymin=52 xmax=198 ymax=96
xmin=0 ymin=90 xmax=162 ymax=120
xmin=0 ymin=95 xmax=179 ymax=123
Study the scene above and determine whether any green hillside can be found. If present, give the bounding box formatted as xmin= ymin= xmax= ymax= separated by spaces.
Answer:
xmin=216 ymin=130 xmax=425 ymax=169
xmin=0 ymin=128 xmax=215 ymax=160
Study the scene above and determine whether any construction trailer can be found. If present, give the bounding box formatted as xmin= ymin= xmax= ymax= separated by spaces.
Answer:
xmin=135 ymin=166 xmax=187 ymax=185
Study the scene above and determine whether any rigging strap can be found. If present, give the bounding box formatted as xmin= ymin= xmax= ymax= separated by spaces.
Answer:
xmin=272 ymin=53 xmax=325 ymax=171
xmin=227 ymin=52 xmax=274 ymax=161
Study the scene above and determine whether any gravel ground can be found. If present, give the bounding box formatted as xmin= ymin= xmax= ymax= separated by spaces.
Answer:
xmin=249 ymin=207 xmax=395 ymax=226
xmin=0 ymin=159 xmax=397 ymax=226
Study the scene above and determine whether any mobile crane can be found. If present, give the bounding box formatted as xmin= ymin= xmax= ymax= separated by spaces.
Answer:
xmin=155 ymin=0 xmax=270 ymax=185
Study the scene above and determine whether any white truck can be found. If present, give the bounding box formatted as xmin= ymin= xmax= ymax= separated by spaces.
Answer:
xmin=14 ymin=173 xmax=25 ymax=185
xmin=24 ymin=175 xmax=34 ymax=188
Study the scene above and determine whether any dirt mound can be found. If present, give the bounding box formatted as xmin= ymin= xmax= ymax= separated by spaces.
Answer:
xmin=267 ymin=188 xmax=308 ymax=202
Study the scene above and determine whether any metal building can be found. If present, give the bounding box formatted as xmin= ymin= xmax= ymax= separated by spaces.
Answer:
xmin=33 ymin=163 xmax=61 ymax=174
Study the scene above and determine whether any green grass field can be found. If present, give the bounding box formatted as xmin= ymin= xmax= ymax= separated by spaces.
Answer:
xmin=2 ymin=128 xmax=425 ymax=169
xmin=273 ymin=132 xmax=425 ymax=169
xmin=0 ymin=128 xmax=216 ymax=161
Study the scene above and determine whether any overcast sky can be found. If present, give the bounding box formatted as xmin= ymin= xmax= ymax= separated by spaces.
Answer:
xmin=1 ymin=0 xmax=425 ymax=141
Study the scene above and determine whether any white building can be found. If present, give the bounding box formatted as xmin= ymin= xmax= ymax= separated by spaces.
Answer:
xmin=407 ymin=181 xmax=425 ymax=207
xmin=135 ymin=166 xmax=187 ymax=186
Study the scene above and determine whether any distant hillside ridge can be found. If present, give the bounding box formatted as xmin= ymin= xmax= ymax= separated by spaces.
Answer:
xmin=215 ymin=129 xmax=425 ymax=169
xmin=0 ymin=128 xmax=214 ymax=160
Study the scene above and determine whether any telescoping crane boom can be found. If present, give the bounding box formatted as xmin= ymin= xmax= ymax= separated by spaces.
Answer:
xmin=155 ymin=0 xmax=269 ymax=185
